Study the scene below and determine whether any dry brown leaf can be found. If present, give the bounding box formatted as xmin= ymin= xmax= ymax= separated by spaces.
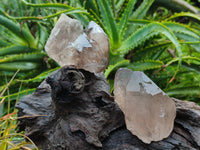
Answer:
xmin=45 ymin=14 xmax=109 ymax=73
xmin=114 ymin=68 xmax=176 ymax=144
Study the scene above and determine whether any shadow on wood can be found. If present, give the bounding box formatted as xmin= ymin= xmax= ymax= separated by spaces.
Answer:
xmin=16 ymin=66 xmax=200 ymax=150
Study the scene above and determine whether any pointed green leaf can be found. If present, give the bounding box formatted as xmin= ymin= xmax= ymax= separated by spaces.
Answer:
xmin=73 ymin=13 xmax=90 ymax=27
xmin=118 ymin=23 xmax=182 ymax=64
xmin=0 ymin=62 xmax=40 ymax=71
xmin=128 ymin=19 xmax=150 ymax=26
xmin=132 ymin=42 xmax=172 ymax=61
xmin=163 ymin=22 xmax=200 ymax=39
xmin=12 ymin=9 xmax=87 ymax=21
xmin=165 ymin=12 xmax=200 ymax=22
xmin=0 ymin=15 xmax=36 ymax=47
xmin=166 ymin=56 xmax=200 ymax=67
xmin=97 ymin=0 xmax=119 ymax=48
xmin=21 ymin=0 xmax=71 ymax=9
xmin=20 ymin=67 xmax=60 ymax=83
xmin=115 ymin=0 xmax=126 ymax=11
xmin=118 ymin=0 xmax=136 ymax=40
xmin=0 ymin=39 xmax=10 ymax=47
xmin=182 ymin=63 xmax=200 ymax=74
xmin=85 ymin=0 xmax=99 ymax=15
xmin=0 ymin=88 xmax=35 ymax=102
xmin=127 ymin=60 xmax=163 ymax=71
xmin=0 ymin=52 xmax=46 ymax=63
xmin=131 ymin=0 xmax=154 ymax=19
xmin=105 ymin=59 xmax=130 ymax=78
xmin=20 ymin=0 xmax=89 ymax=26
xmin=0 ymin=45 xmax=36 ymax=56
xmin=129 ymin=22 xmax=200 ymax=56
xmin=166 ymin=86 xmax=200 ymax=97
xmin=37 ymin=24 xmax=48 ymax=50
xmin=136 ymin=41 xmax=171 ymax=55
xmin=163 ymin=22 xmax=200 ymax=52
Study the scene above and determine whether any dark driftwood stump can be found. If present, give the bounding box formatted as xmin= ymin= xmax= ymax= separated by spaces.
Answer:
xmin=16 ymin=66 xmax=200 ymax=150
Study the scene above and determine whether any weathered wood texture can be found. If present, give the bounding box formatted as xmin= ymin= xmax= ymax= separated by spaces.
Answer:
xmin=16 ymin=66 xmax=200 ymax=150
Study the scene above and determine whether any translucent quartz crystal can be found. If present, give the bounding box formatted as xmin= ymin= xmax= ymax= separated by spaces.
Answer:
xmin=114 ymin=68 xmax=176 ymax=144
xmin=45 ymin=14 xmax=109 ymax=73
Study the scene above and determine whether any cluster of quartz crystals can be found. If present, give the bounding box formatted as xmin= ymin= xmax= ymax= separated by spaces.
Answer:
xmin=45 ymin=14 xmax=109 ymax=73
xmin=45 ymin=14 xmax=176 ymax=144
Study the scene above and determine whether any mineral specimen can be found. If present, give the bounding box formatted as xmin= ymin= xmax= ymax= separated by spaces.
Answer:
xmin=114 ymin=68 xmax=176 ymax=144
xmin=45 ymin=14 xmax=109 ymax=73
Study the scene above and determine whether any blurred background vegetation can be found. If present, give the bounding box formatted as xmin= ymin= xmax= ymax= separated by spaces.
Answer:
xmin=0 ymin=0 xmax=199 ymax=149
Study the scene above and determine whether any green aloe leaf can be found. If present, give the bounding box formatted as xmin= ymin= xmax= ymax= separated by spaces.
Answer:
xmin=132 ymin=41 xmax=172 ymax=61
xmin=118 ymin=23 xmax=182 ymax=66
xmin=73 ymin=13 xmax=90 ymax=27
xmin=0 ymin=71 xmax=24 ymax=77
xmin=128 ymin=20 xmax=200 ymax=53
xmin=105 ymin=59 xmax=130 ymax=78
xmin=175 ymin=33 xmax=200 ymax=52
xmin=0 ymin=88 xmax=35 ymax=102
xmin=166 ymin=56 xmax=200 ymax=67
xmin=0 ymin=52 xmax=46 ymax=63
xmin=37 ymin=24 xmax=48 ymax=50
xmin=182 ymin=63 xmax=200 ymax=74
xmin=128 ymin=19 xmax=150 ymax=26
xmin=0 ymin=62 xmax=40 ymax=71
xmin=154 ymin=0 xmax=199 ymax=14
xmin=163 ymin=22 xmax=200 ymax=39
xmin=11 ymin=9 xmax=87 ymax=20
xmin=164 ymin=22 xmax=200 ymax=52
xmin=128 ymin=20 xmax=200 ymax=40
xmin=131 ymin=0 xmax=154 ymax=19
xmin=127 ymin=60 xmax=163 ymax=71
xmin=97 ymin=0 xmax=119 ymax=48
xmin=166 ymin=86 xmax=200 ymax=97
xmin=118 ymin=0 xmax=136 ymax=40
xmin=20 ymin=67 xmax=60 ymax=83
xmin=84 ymin=0 xmax=99 ymax=15
xmin=20 ymin=0 xmax=89 ymax=26
xmin=0 ymin=39 xmax=10 ymax=47
xmin=115 ymin=0 xmax=126 ymax=11
xmin=0 ymin=45 xmax=36 ymax=56
xmin=0 ymin=15 xmax=36 ymax=48
xmin=165 ymin=12 xmax=200 ymax=22
xmin=21 ymin=0 xmax=72 ymax=9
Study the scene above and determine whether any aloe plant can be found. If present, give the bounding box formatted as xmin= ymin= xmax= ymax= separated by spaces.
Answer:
xmin=0 ymin=1 xmax=54 ymax=114
xmin=84 ymin=0 xmax=200 ymax=100
xmin=0 ymin=13 xmax=51 ymax=105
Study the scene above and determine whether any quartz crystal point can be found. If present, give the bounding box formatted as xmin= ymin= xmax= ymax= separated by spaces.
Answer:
xmin=45 ymin=14 xmax=109 ymax=73
xmin=114 ymin=68 xmax=176 ymax=144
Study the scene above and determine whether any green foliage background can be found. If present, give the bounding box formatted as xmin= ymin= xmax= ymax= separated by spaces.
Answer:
xmin=0 ymin=0 xmax=200 ymax=113
xmin=0 ymin=0 xmax=200 ymax=149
